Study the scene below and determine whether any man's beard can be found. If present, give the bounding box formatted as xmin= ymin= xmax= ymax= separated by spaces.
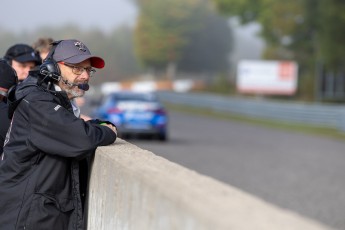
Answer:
xmin=62 ymin=84 xmax=85 ymax=99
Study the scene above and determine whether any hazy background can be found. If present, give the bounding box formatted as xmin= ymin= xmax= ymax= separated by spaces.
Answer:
xmin=0 ymin=0 xmax=138 ymax=33
xmin=1 ymin=0 xmax=341 ymax=101
xmin=0 ymin=0 xmax=264 ymax=86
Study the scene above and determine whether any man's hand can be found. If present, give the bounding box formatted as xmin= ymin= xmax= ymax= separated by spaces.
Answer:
xmin=80 ymin=114 xmax=92 ymax=121
xmin=101 ymin=123 xmax=117 ymax=135
xmin=89 ymin=119 xmax=118 ymax=135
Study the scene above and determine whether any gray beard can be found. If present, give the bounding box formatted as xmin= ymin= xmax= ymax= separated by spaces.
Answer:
xmin=63 ymin=86 xmax=85 ymax=99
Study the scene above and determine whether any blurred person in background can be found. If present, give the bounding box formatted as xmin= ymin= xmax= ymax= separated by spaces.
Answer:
xmin=32 ymin=37 xmax=54 ymax=61
xmin=4 ymin=43 xmax=41 ymax=81
xmin=0 ymin=60 xmax=17 ymax=153
xmin=1 ymin=44 xmax=40 ymax=153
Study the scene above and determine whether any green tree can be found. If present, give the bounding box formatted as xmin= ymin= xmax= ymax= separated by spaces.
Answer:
xmin=134 ymin=0 xmax=232 ymax=79
xmin=317 ymin=0 xmax=345 ymax=69
xmin=134 ymin=0 xmax=205 ymax=77
xmin=212 ymin=0 xmax=345 ymax=101
xmin=177 ymin=12 xmax=233 ymax=74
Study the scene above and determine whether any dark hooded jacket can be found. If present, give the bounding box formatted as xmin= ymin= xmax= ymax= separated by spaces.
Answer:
xmin=0 ymin=71 xmax=117 ymax=230
xmin=0 ymin=100 xmax=10 ymax=153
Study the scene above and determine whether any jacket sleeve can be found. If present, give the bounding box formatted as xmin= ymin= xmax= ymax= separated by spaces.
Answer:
xmin=28 ymin=98 xmax=117 ymax=158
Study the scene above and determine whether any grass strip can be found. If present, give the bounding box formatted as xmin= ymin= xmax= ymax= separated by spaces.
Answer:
xmin=165 ymin=103 xmax=345 ymax=141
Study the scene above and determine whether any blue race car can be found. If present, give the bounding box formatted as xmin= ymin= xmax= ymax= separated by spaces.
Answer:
xmin=93 ymin=91 xmax=168 ymax=141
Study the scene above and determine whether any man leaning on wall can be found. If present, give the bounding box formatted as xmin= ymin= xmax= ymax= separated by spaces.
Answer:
xmin=0 ymin=39 xmax=117 ymax=230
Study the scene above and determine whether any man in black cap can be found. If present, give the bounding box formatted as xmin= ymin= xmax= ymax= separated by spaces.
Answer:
xmin=4 ymin=43 xmax=41 ymax=81
xmin=0 ymin=39 xmax=117 ymax=230
xmin=0 ymin=60 xmax=17 ymax=153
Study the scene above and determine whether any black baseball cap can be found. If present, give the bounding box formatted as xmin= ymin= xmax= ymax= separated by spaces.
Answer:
xmin=5 ymin=44 xmax=41 ymax=65
xmin=53 ymin=39 xmax=105 ymax=69
xmin=0 ymin=60 xmax=18 ymax=93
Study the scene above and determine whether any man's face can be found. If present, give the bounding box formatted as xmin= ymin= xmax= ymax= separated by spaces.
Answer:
xmin=11 ymin=60 xmax=36 ymax=81
xmin=39 ymin=50 xmax=49 ymax=61
xmin=58 ymin=59 xmax=92 ymax=99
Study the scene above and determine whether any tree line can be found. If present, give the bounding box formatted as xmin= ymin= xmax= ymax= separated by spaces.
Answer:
xmin=212 ymin=0 xmax=345 ymax=101
xmin=0 ymin=0 xmax=232 ymax=87
xmin=3 ymin=0 xmax=341 ymax=101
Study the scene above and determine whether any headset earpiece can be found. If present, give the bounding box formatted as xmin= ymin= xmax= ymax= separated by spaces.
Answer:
xmin=39 ymin=59 xmax=61 ymax=82
xmin=39 ymin=40 xmax=63 ymax=83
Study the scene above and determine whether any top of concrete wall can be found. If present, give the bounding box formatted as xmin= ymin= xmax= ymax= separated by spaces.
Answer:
xmin=88 ymin=139 xmax=333 ymax=230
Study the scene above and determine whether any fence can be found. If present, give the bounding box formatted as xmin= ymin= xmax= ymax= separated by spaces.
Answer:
xmin=157 ymin=91 xmax=345 ymax=131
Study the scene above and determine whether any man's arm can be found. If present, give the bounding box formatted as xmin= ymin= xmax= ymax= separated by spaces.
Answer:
xmin=28 ymin=99 xmax=116 ymax=158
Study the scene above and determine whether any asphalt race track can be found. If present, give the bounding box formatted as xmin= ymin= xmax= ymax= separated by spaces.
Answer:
xmin=130 ymin=110 xmax=345 ymax=230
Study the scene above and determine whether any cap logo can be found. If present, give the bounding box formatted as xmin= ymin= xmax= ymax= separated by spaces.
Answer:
xmin=74 ymin=41 xmax=87 ymax=52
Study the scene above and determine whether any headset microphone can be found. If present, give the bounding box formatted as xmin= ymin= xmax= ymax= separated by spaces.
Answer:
xmin=77 ymin=83 xmax=89 ymax=91
xmin=61 ymin=79 xmax=89 ymax=91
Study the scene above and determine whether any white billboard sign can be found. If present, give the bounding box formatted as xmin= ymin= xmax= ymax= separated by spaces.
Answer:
xmin=237 ymin=60 xmax=298 ymax=95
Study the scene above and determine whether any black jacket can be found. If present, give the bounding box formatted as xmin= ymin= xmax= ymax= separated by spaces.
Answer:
xmin=0 ymin=72 xmax=117 ymax=230
xmin=0 ymin=101 xmax=10 ymax=153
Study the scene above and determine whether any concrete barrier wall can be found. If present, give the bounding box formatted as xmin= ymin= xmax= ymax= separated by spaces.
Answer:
xmin=87 ymin=139 xmax=333 ymax=230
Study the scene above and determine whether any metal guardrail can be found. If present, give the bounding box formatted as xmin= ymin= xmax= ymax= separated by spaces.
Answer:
xmin=157 ymin=91 xmax=345 ymax=131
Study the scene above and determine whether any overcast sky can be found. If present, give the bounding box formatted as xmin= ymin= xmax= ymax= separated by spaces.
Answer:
xmin=0 ymin=0 xmax=138 ymax=33
xmin=0 ymin=1 xmax=263 ymax=61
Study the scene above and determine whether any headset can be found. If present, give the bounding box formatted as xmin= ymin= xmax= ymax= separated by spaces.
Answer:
xmin=39 ymin=40 xmax=63 ymax=85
